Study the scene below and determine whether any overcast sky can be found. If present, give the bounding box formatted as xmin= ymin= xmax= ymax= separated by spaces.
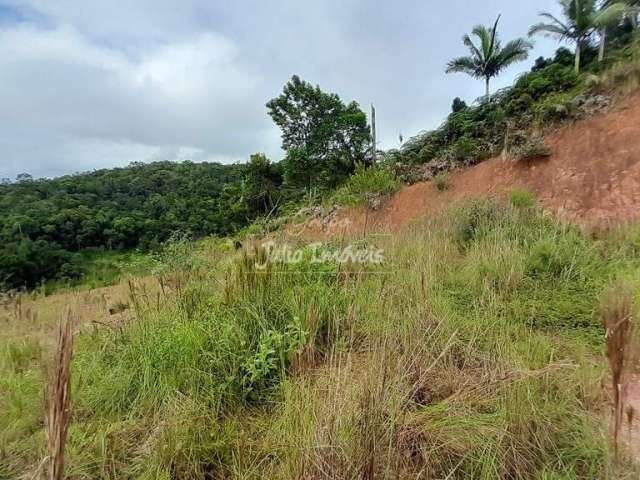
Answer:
xmin=0 ymin=0 xmax=563 ymax=179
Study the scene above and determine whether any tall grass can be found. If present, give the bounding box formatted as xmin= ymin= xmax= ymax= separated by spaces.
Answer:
xmin=1 ymin=197 xmax=640 ymax=478
xmin=46 ymin=311 xmax=74 ymax=480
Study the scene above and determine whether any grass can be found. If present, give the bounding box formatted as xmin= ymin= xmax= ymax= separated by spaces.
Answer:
xmin=44 ymin=249 xmax=155 ymax=294
xmin=330 ymin=165 xmax=400 ymax=207
xmin=1 ymin=198 xmax=640 ymax=478
xmin=433 ymin=172 xmax=450 ymax=192
xmin=510 ymin=188 xmax=536 ymax=209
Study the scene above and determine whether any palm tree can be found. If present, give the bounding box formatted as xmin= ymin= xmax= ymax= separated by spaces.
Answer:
xmin=596 ymin=1 xmax=629 ymax=62
xmin=528 ymin=0 xmax=622 ymax=72
xmin=446 ymin=15 xmax=533 ymax=98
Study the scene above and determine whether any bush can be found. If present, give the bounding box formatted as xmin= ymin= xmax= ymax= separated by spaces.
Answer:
xmin=511 ymin=136 xmax=552 ymax=161
xmin=450 ymin=200 xmax=502 ymax=251
xmin=330 ymin=165 xmax=400 ymax=206
xmin=433 ymin=172 xmax=450 ymax=192
xmin=535 ymin=91 xmax=578 ymax=121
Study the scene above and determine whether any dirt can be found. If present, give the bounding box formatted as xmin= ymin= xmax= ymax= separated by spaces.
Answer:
xmin=301 ymin=91 xmax=640 ymax=239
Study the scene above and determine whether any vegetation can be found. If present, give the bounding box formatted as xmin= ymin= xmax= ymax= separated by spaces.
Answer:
xmin=388 ymin=50 xmax=581 ymax=168
xmin=387 ymin=29 xmax=638 ymax=173
xmin=330 ymin=164 xmax=400 ymax=206
xmin=529 ymin=0 xmax=626 ymax=72
xmin=433 ymin=171 xmax=450 ymax=191
xmin=2 ymin=5 xmax=640 ymax=479
xmin=3 ymin=199 xmax=640 ymax=478
xmin=510 ymin=136 xmax=553 ymax=161
xmin=0 ymin=160 xmax=285 ymax=290
xmin=267 ymin=75 xmax=371 ymax=191
xmin=447 ymin=15 xmax=533 ymax=97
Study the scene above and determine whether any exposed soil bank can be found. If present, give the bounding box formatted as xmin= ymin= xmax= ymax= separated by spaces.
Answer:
xmin=303 ymin=91 xmax=640 ymax=238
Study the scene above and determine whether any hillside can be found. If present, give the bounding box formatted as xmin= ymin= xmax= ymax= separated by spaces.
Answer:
xmin=0 ymin=159 xmax=282 ymax=289
xmin=303 ymin=90 xmax=640 ymax=238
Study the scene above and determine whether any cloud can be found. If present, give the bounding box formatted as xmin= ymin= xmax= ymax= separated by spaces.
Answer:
xmin=0 ymin=21 xmax=275 ymax=178
xmin=0 ymin=0 xmax=562 ymax=179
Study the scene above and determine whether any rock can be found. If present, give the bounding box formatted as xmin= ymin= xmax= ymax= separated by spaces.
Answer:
xmin=573 ymin=94 xmax=611 ymax=118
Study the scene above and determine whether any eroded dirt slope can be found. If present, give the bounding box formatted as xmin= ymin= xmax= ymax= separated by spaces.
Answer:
xmin=304 ymin=91 xmax=640 ymax=238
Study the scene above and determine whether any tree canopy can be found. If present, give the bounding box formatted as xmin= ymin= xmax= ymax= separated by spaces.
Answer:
xmin=267 ymin=75 xmax=371 ymax=190
xmin=0 ymin=160 xmax=283 ymax=289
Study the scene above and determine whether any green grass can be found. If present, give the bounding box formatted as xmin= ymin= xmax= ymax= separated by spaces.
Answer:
xmin=43 ymin=249 xmax=155 ymax=294
xmin=2 ymin=198 xmax=640 ymax=478
xmin=330 ymin=164 xmax=400 ymax=206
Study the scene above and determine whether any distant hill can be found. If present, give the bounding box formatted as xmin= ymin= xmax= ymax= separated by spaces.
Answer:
xmin=0 ymin=160 xmax=282 ymax=289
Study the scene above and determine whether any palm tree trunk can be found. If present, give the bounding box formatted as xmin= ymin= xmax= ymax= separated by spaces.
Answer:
xmin=485 ymin=77 xmax=490 ymax=99
xmin=575 ymin=42 xmax=582 ymax=73
xmin=598 ymin=28 xmax=606 ymax=63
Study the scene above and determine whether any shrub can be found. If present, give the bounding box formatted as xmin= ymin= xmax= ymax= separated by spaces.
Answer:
xmin=450 ymin=200 xmax=502 ymax=251
xmin=535 ymin=91 xmax=577 ymax=121
xmin=433 ymin=172 xmax=450 ymax=192
xmin=511 ymin=136 xmax=552 ymax=161
xmin=330 ymin=165 xmax=400 ymax=206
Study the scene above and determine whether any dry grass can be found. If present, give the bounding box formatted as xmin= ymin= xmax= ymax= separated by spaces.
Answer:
xmin=45 ymin=311 xmax=74 ymax=480
xmin=601 ymin=287 xmax=636 ymax=458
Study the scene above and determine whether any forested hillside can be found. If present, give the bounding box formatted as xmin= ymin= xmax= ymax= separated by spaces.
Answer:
xmin=0 ymin=75 xmax=372 ymax=290
xmin=0 ymin=160 xmax=283 ymax=288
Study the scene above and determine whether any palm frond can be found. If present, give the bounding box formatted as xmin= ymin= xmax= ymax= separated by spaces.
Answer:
xmin=462 ymin=34 xmax=484 ymax=63
xmin=496 ymin=38 xmax=533 ymax=70
xmin=445 ymin=57 xmax=482 ymax=78
xmin=471 ymin=24 xmax=493 ymax=58
xmin=528 ymin=22 xmax=571 ymax=41
xmin=538 ymin=12 xmax=571 ymax=32
xmin=488 ymin=15 xmax=502 ymax=59
xmin=593 ymin=2 xmax=627 ymax=26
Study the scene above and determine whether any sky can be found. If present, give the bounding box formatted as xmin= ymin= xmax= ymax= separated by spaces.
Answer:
xmin=0 ymin=0 xmax=563 ymax=180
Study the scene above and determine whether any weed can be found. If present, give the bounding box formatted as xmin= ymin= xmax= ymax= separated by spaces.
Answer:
xmin=3 ymin=198 xmax=640 ymax=478
xmin=510 ymin=188 xmax=536 ymax=209
xmin=601 ymin=286 xmax=635 ymax=458
xmin=433 ymin=172 xmax=450 ymax=192
xmin=46 ymin=312 xmax=74 ymax=480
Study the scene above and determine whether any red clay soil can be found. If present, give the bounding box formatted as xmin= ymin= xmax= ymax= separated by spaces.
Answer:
xmin=303 ymin=91 xmax=640 ymax=238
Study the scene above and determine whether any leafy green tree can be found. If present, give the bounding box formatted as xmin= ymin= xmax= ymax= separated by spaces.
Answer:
xmin=267 ymin=75 xmax=371 ymax=190
xmin=446 ymin=15 xmax=533 ymax=98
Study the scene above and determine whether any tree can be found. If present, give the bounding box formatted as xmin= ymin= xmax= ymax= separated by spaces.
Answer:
xmin=16 ymin=172 xmax=33 ymax=182
xmin=596 ymin=1 xmax=628 ymax=62
xmin=451 ymin=97 xmax=468 ymax=113
xmin=615 ymin=0 xmax=640 ymax=28
xmin=266 ymin=75 xmax=371 ymax=190
xmin=446 ymin=15 xmax=533 ymax=98
xmin=528 ymin=0 xmax=623 ymax=71
xmin=241 ymin=153 xmax=283 ymax=217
